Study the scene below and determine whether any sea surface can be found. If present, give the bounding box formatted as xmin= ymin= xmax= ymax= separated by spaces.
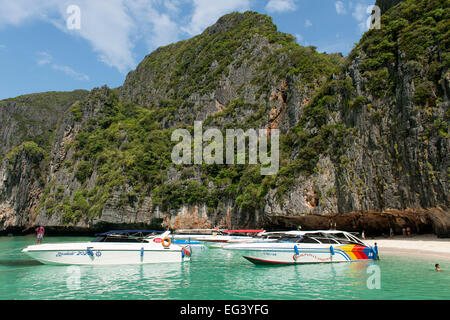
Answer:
xmin=0 ymin=236 xmax=449 ymax=300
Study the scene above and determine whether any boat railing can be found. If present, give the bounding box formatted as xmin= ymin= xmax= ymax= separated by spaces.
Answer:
xmin=275 ymin=232 xmax=367 ymax=246
xmin=174 ymin=229 xmax=224 ymax=235
xmin=92 ymin=230 xmax=165 ymax=243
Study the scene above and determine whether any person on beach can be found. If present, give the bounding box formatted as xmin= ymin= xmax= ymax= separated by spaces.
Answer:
xmin=36 ymin=226 xmax=45 ymax=244
xmin=389 ymin=228 xmax=394 ymax=238
xmin=374 ymin=242 xmax=379 ymax=260
xmin=407 ymin=227 xmax=411 ymax=237
xmin=362 ymin=230 xmax=365 ymax=240
xmin=435 ymin=264 xmax=441 ymax=271
xmin=402 ymin=227 xmax=406 ymax=237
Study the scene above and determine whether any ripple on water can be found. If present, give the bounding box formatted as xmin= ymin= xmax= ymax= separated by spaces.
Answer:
xmin=0 ymin=236 xmax=449 ymax=300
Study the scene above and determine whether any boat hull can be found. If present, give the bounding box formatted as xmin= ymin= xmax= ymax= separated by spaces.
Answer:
xmin=22 ymin=242 xmax=190 ymax=266
xmin=226 ymin=244 xmax=377 ymax=265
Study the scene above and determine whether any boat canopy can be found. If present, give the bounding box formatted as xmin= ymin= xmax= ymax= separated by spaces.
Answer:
xmin=275 ymin=230 xmax=366 ymax=246
xmin=174 ymin=229 xmax=222 ymax=235
xmin=95 ymin=230 xmax=164 ymax=236
xmin=223 ymin=230 xmax=265 ymax=234
xmin=257 ymin=230 xmax=366 ymax=245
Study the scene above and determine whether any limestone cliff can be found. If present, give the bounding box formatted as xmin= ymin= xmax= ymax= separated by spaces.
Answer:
xmin=0 ymin=1 xmax=448 ymax=236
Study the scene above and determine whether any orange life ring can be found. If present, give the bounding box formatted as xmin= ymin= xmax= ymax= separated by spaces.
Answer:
xmin=162 ymin=237 xmax=171 ymax=248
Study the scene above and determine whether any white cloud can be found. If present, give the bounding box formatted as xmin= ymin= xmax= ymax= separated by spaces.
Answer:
xmin=352 ymin=3 xmax=366 ymax=22
xmin=0 ymin=0 xmax=53 ymax=27
xmin=352 ymin=3 xmax=370 ymax=33
xmin=265 ymin=0 xmax=297 ymax=13
xmin=0 ymin=0 xmax=183 ymax=73
xmin=61 ymin=0 xmax=137 ymax=74
xmin=182 ymin=0 xmax=251 ymax=36
xmin=36 ymin=51 xmax=89 ymax=81
xmin=162 ymin=0 xmax=179 ymax=13
xmin=150 ymin=13 xmax=180 ymax=48
xmin=335 ymin=1 xmax=346 ymax=15
xmin=305 ymin=19 xmax=312 ymax=27
xmin=295 ymin=33 xmax=309 ymax=46
xmin=126 ymin=0 xmax=180 ymax=50
xmin=358 ymin=22 xmax=368 ymax=33
xmin=52 ymin=64 xmax=90 ymax=81
xmin=37 ymin=51 xmax=52 ymax=65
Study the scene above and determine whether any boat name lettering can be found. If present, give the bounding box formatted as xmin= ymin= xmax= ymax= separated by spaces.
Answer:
xmin=261 ymin=252 xmax=277 ymax=256
xmin=73 ymin=250 xmax=101 ymax=256
xmin=56 ymin=251 xmax=76 ymax=257
xmin=297 ymin=253 xmax=331 ymax=262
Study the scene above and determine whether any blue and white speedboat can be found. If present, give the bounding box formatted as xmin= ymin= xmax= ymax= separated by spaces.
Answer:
xmin=22 ymin=230 xmax=192 ymax=265
xmin=223 ymin=230 xmax=379 ymax=265
xmin=196 ymin=229 xmax=267 ymax=248
xmin=170 ymin=237 xmax=204 ymax=248
xmin=170 ymin=229 xmax=223 ymax=248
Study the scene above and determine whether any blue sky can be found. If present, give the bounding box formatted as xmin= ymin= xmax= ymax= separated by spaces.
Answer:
xmin=0 ymin=0 xmax=375 ymax=100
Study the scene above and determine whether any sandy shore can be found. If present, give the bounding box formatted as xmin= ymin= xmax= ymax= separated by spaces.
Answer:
xmin=365 ymin=234 xmax=450 ymax=261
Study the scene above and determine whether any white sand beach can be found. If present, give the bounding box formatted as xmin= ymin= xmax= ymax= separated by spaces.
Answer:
xmin=365 ymin=235 xmax=450 ymax=260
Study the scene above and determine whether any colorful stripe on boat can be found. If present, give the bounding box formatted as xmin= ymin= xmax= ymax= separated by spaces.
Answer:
xmin=336 ymin=245 xmax=375 ymax=260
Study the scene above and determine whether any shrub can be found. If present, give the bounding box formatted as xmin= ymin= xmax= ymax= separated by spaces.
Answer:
xmin=75 ymin=161 xmax=93 ymax=184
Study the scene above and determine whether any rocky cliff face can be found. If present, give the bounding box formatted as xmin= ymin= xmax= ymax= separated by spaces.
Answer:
xmin=0 ymin=91 xmax=88 ymax=233
xmin=0 ymin=0 xmax=448 ymax=236
xmin=0 ymin=91 xmax=88 ymax=159
xmin=263 ymin=0 xmax=449 ymax=235
xmin=119 ymin=11 xmax=340 ymax=134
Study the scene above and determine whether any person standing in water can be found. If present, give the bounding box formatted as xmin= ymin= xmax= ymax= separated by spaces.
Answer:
xmin=36 ymin=226 xmax=45 ymax=244
xmin=435 ymin=264 xmax=441 ymax=271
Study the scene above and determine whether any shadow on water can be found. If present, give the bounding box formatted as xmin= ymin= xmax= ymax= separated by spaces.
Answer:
xmin=0 ymin=259 xmax=43 ymax=266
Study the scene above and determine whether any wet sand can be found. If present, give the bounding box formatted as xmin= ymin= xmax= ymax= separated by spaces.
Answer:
xmin=365 ymin=235 xmax=450 ymax=261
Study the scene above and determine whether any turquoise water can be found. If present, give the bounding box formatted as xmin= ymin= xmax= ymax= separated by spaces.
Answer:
xmin=0 ymin=236 xmax=449 ymax=300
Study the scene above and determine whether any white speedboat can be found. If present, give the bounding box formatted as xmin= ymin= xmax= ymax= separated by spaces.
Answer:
xmin=199 ymin=229 xmax=266 ymax=248
xmin=223 ymin=230 xmax=379 ymax=265
xmin=22 ymin=230 xmax=191 ymax=265
xmin=170 ymin=229 xmax=220 ymax=248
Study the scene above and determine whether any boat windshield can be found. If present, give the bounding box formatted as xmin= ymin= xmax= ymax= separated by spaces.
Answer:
xmin=226 ymin=233 xmax=257 ymax=237
xmin=325 ymin=232 xmax=366 ymax=246
xmin=175 ymin=229 xmax=222 ymax=235
xmin=278 ymin=236 xmax=304 ymax=243
xmin=296 ymin=237 xmax=321 ymax=243
xmin=92 ymin=230 xmax=163 ymax=243
xmin=277 ymin=232 xmax=366 ymax=245
xmin=92 ymin=236 xmax=147 ymax=243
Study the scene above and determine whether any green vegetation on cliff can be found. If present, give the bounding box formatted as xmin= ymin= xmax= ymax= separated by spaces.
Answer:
xmin=0 ymin=90 xmax=89 ymax=160
xmin=355 ymin=0 xmax=449 ymax=105
xmin=2 ymin=1 xmax=448 ymax=230
xmin=46 ymin=11 xmax=343 ymax=220
xmin=122 ymin=11 xmax=341 ymax=107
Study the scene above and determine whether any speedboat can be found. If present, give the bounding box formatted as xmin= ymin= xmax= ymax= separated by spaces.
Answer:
xmin=198 ymin=229 xmax=266 ymax=248
xmin=22 ymin=230 xmax=192 ymax=265
xmin=169 ymin=229 xmax=215 ymax=248
xmin=223 ymin=230 xmax=379 ymax=265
